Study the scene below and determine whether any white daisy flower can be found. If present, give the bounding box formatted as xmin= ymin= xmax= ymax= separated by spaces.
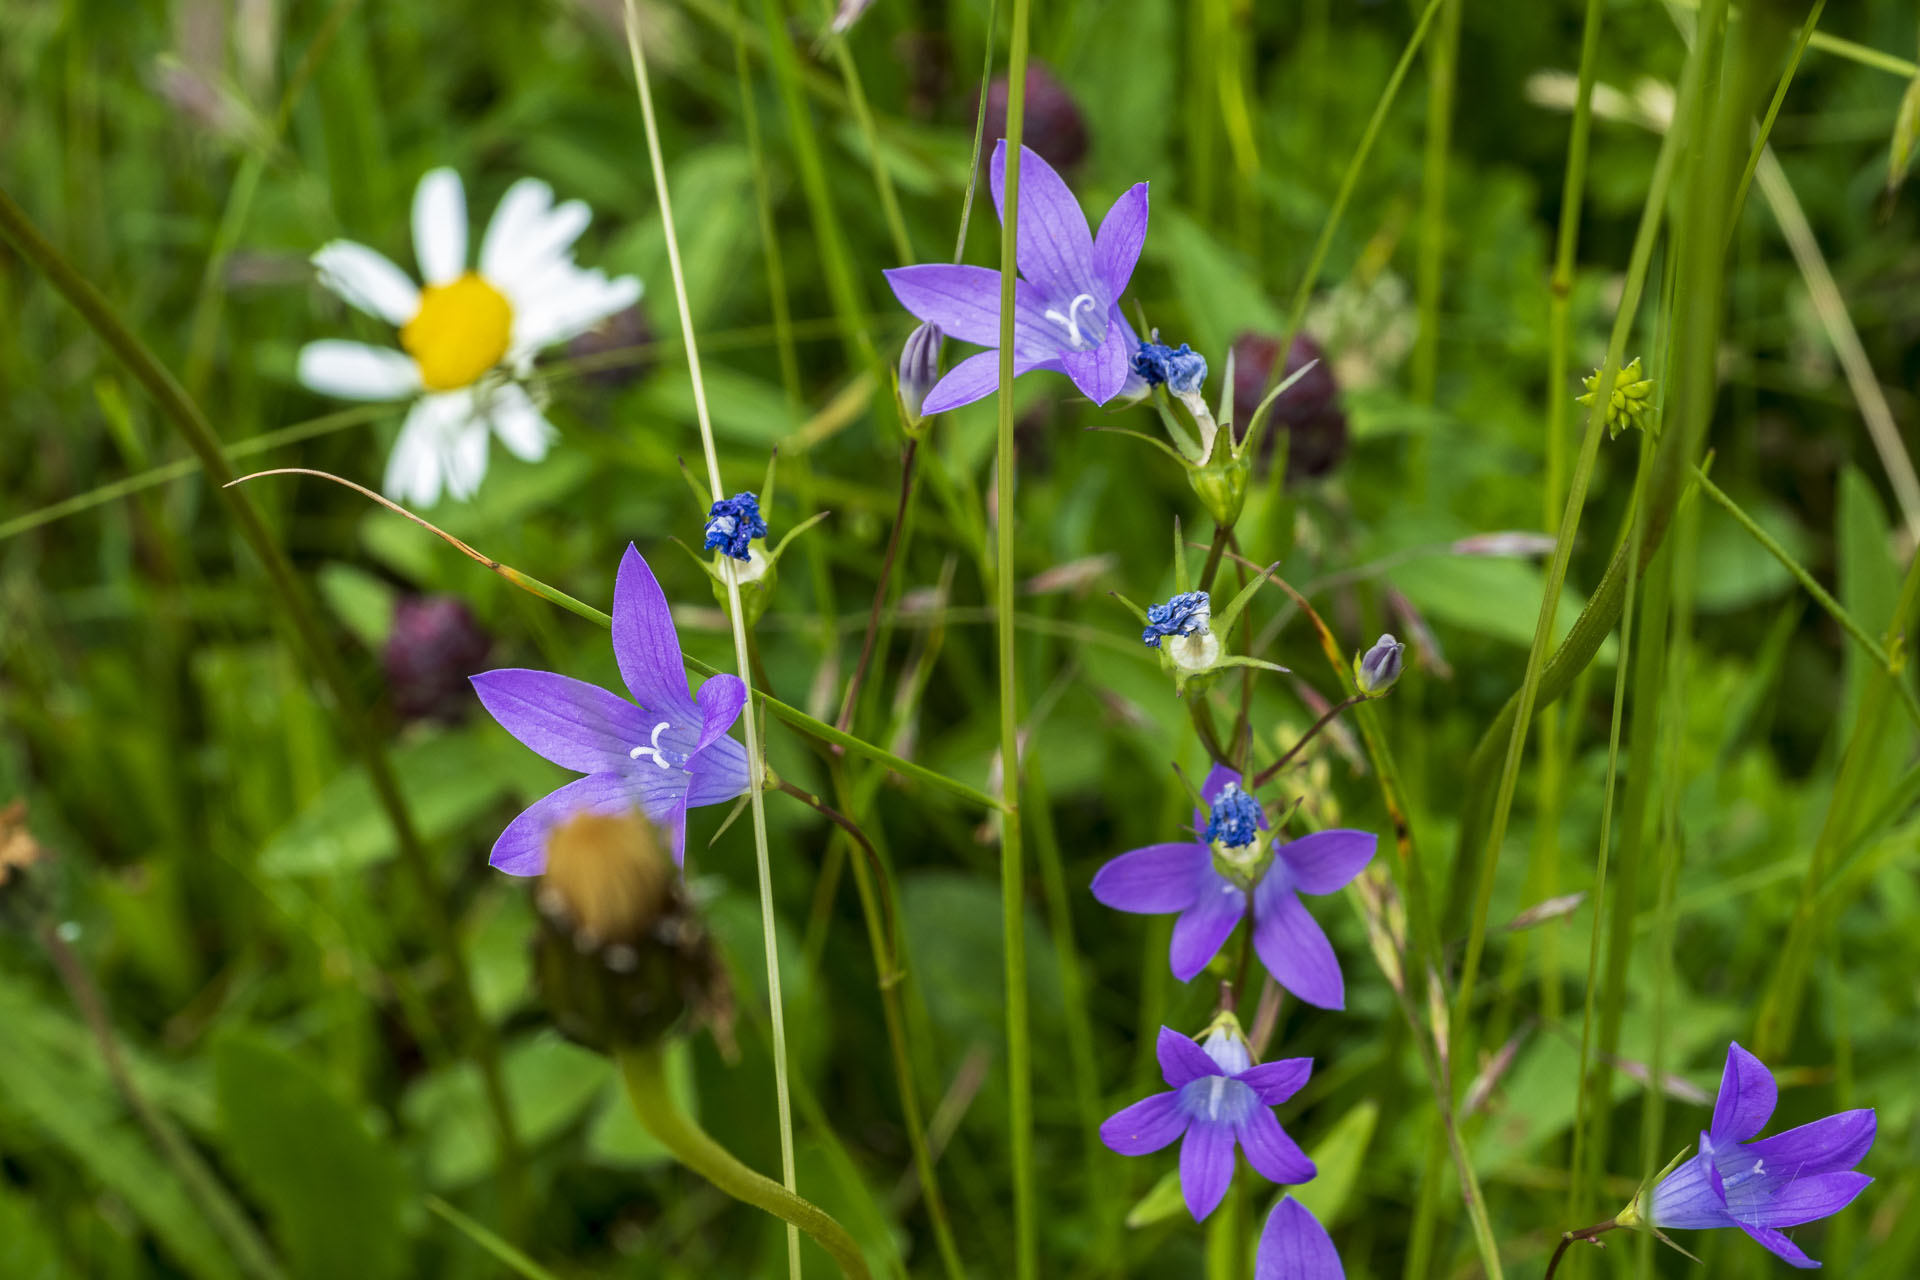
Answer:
xmin=297 ymin=167 xmax=642 ymax=506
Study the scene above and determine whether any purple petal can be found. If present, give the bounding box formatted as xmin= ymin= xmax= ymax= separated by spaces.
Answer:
xmin=1647 ymin=1152 xmax=1731 ymax=1230
xmin=1711 ymin=1041 xmax=1779 ymax=1145
xmin=1737 ymin=1224 xmax=1820 ymax=1269
xmin=1092 ymin=843 xmax=1209 ymax=914
xmin=1239 ymin=1057 xmax=1313 ymax=1106
xmin=1278 ymin=830 xmax=1376 ymax=896
xmin=1178 ymin=1120 xmax=1236 ymax=1221
xmin=488 ymin=772 xmax=642 ymax=876
xmin=1170 ymin=870 xmax=1247 ymax=982
xmin=1256 ymin=1197 xmax=1346 ymax=1280
xmin=1252 ymin=883 xmax=1344 ymax=1009
xmin=1099 ymin=1091 xmax=1186 ymax=1156
xmin=470 ymin=669 xmax=651 ymax=774
xmin=1093 ymin=182 xmax=1149 ymax=299
xmin=884 ymin=264 xmax=1008 ymax=346
xmin=989 ymin=140 xmax=1096 ymax=303
xmin=686 ymin=734 xmax=752 ymax=807
xmin=1746 ymin=1110 xmax=1876 ymax=1177
xmin=1156 ymin=1026 xmax=1225 ymax=1088
xmin=612 ymin=545 xmax=697 ymax=718
xmin=691 ymin=675 xmax=747 ymax=755
xmin=1058 ymin=303 xmax=1132 ymax=404
xmin=1750 ymin=1172 xmax=1873 ymax=1229
xmin=1238 ymin=1107 xmax=1316 ymax=1185
xmin=659 ymin=791 xmax=691 ymax=867
xmin=919 ymin=348 xmax=1061 ymax=415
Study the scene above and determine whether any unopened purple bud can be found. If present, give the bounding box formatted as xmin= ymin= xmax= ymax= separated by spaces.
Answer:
xmin=385 ymin=596 xmax=493 ymax=724
xmin=899 ymin=322 xmax=943 ymax=421
xmin=1355 ymin=634 xmax=1405 ymax=695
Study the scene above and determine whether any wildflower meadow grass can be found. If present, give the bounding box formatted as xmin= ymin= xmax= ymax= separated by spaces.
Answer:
xmin=4 ymin=1 xmax=1920 ymax=1277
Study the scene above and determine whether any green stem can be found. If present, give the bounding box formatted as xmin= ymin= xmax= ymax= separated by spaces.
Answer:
xmin=620 ymin=9 xmax=800 ymax=1274
xmin=0 ymin=179 xmax=525 ymax=1231
xmin=1410 ymin=0 xmax=1461 ymax=410
xmin=619 ymin=1048 xmax=872 ymax=1280
xmin=996 ymin=3 xmax=1037 ymax=1274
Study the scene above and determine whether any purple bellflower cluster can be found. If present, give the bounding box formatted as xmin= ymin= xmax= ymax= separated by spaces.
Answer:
xmin=704 ymin=492 xmax=768 ymax=562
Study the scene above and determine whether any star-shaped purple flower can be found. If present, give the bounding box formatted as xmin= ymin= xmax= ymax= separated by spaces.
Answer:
xmin=1099 ymin=1023 xmax=1315 ymax=1222
xmin=1644 ymin=1041 xmax=1874 ymax=1269
xmin=470 ymin=544 xmax=752 ymax=871
xmin=1090 ymin=765 xmax=1376 ymax=1008
xmin=883 ymin=140 xmax=1148 ymax=414
xmin=1257 ymin=1196 xmax=1345 ymax=1279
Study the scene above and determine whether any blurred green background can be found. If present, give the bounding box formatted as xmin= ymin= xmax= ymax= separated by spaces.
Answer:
xmin=3 ymin=0 xmax=1918 ymax=1276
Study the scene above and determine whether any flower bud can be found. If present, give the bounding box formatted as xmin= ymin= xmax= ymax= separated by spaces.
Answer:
xmin=534 ymin=810 xmax=732 ymax=1054
xmin=1131 ymin=340 xmax=1208 ymax=395
xmin=384 ymin=596 xmax=492 ymax=724
xmin=898 ymin=322 xmax=943 ymax=424
xmin=1354 ymin=634 xmax=1405 ymax=694
xmin=978 ymin=62 xmax=1087 ymax=172
xmin=1576 ymin=356 xmax=1658 ymax=439
xmin=704 ymin=492 xmax=769 ymax=562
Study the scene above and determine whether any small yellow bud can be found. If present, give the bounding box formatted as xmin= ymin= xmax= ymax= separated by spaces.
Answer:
xmin=1576 ymin=357 xmax=1659 ymax=440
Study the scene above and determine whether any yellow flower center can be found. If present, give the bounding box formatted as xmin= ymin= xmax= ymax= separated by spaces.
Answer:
xmin=400 ymin=272 xmax=513 ymax=391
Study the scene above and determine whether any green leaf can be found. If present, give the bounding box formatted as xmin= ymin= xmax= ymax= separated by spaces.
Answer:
xmin=1386 ymin=550 xmax=1613 ymax=663
xmin=1124 ymin=1167 xmax=1186 ymax=1229
xmin=259 ymin=729 xmax=541 ymax=876
xmin=213 ymin=1035 xmax=410 ymax=1280
xmin=403 ymin=1033 xmax=611 ymax=1188
xmin=1291 ymin=1100 xmax=1378 ymax=1227
xmin=0 ymin=1184 xmax=66 ymax=1280
xmin=316 ymin=563 xmax=396 ymax=652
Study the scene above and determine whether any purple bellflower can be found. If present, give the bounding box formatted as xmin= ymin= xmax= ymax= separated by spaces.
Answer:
xmin=1091 ymin=766 xmax=1376 ymax=1008
xmin=704 ymin=492 xmax=768 ymax=562
xmin=883 ymin=141 xmax=1148 ymax=414
xmin=1257 ymin=1196 xmax=1346 ymax=1280
xmin=1099 ymin=1021 xmax=1315 ymax=1222
xmin=471 ymin=545 xmax=752 ymax=870
xmin=1635 ymin=1041 xmax=1874 ymax=1269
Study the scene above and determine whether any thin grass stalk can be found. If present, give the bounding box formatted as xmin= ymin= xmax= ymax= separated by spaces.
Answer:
xmin=619 ymin=10 xmax=801 ymax=1274
xmin=995 ymin=2 xmax=1036 ymax=1272
xmin=0 ymin=181 xmax=526 ymax=1229
xmin=1259 ymin=0 xmax=1447 ymax=404
xmin=815 ymin=17 xmax=913 ymax=266
xmin=1567 ymin=442 xmax=1650 ymax=1232
xmin=1445 ymin=13 xmax=1710 ymax=1037
xmin=1410 ymin=0 xmax=1461 ymax=411
xmin=1727 ymin=0 xmax=1826 ymax=232
xmin=41 ymin=925 xmax=289 ymax=1280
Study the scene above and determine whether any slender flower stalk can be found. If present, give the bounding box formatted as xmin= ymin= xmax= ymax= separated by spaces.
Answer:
xmin=620 ymin=9 xmax=800 ymax=1277
xmin=997 ymin=5 xmax=1037 ymax=1274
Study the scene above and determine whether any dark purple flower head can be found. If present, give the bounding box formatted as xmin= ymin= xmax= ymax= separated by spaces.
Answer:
xmin=471 ymin=545 xmax=752 ymax=870
xmin=1100 ymin=1020 xmax=1315 ymax=1222
xmin=565 ymin=302 xmax=653 ymax=391
xmin=1257 ymin=1196 xmax=1345 ymax=1279
xmin=704 ymin=492 xmax=768 ymax=562
xmin=1090 ymin=766 xmax=1376 ymax=1007
xmin=385 ymin=595 xmax=492 ymax=724
xmin=883 ymin=141 xmax=1149 ymax=414
xmin=1641 ymin=1042 xmax=1874 ymax=1269
xmin=1230 ymin=332 xmax=1347 ymax=481
xmin=978 ymin=62 xmax=1088 ymax=172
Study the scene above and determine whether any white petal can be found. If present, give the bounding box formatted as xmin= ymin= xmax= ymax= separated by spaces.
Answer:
xmin=443 ymin=420 xmax=492 ymax=501
xmin=479 ymin=178 xmax=557 ymax=282
xmin=510 ymin=269 xmax=643 ymax=355
xmin=297 ymin=340 xmax=421 ymax=400
xmin=413 ymin=168 xmax=468 ymax=286
xmin=487 ymin=383 xmax=555 ymax=462
xmin=385 ymin=399 xmax=447 ymax=506
xmin=311 ymin=241 xmax=419 ymax=324
xmin=488 ymin=200 xmax=592 ymax=296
